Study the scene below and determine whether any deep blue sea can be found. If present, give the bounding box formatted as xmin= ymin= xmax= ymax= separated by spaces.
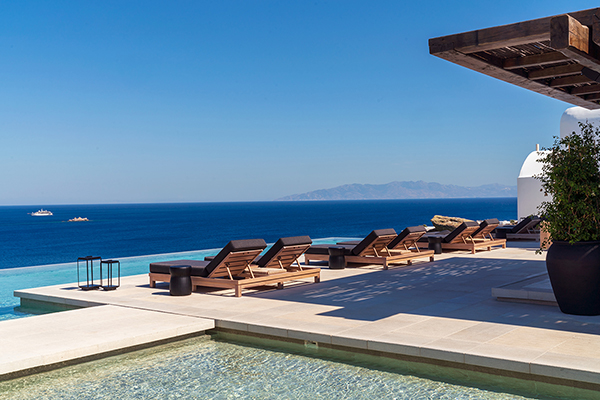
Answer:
xmin=1 ymin=199 xmax=516 ymax=270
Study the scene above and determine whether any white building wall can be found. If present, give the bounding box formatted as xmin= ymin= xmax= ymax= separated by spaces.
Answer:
xmin=516 ymin=106 xmax=600 ymax=220
xmin=560 ymin=107 xmax=600 ymax=139
xmin=517 ymin=148 xmax=548 ymax=219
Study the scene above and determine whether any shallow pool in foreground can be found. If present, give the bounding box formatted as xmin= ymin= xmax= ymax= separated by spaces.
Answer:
xmin=0 ymin=335 xmax=536 ymax=400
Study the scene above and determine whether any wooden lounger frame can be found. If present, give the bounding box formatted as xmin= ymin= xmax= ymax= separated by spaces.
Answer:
xmin=305 ymin=233 xmax=435 ymax=270
xmin=472 ymin=222 xmax=499 ymax=241
xmin=258 ymin=243 xmax=312 ymax=271
xmin=149 ymin=248 xmax=320 ymax=297
xmin=388 ymin=229 xmax=427 ymax=252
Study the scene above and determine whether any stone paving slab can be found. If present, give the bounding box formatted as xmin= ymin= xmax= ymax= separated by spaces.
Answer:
xmin=8 ymin=244 xmax=600 ymax=389
xmin=492 ymin=273 xmax=557 ymax=304
xmin=0 ymin=305 xmax=214 ymax=379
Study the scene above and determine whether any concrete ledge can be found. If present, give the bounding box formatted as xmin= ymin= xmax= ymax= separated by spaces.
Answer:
xmin=0 ymin=305 xmax=214 ymax=380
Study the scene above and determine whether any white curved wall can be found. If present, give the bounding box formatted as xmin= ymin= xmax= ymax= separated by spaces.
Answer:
xmin=517 ymin=150 xmax=548 ymax=219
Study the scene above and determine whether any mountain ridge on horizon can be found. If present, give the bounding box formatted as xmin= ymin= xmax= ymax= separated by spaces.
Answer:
xmin=276 ymin=180 xmax=516 ymax=201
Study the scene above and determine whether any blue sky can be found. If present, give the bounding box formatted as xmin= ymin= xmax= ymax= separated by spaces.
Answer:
xmin=1 ymin=1 xmax=597 ymax=204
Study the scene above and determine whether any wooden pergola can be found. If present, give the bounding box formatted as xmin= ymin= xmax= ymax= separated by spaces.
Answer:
xmin=429 ymin=8 xmax=600 ymax=109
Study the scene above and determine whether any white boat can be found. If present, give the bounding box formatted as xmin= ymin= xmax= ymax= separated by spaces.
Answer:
xmin=30 ymin=209 xmax=53 ymax=216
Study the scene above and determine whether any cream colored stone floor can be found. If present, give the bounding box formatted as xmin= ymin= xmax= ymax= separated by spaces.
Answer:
xmin=5 ymin=243 xmax=600 ymax=391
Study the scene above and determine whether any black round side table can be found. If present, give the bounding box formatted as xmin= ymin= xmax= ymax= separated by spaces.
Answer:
xmin=169 ymin=265 xmax=192 ymax=296
xmin=328 ymin=246 xmax=346 ymax=269
xmin=427 ymin=236 xmax=444 ymax=254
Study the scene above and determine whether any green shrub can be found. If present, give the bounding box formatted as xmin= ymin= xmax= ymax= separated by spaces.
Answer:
xmin=536 ymin=122 xmax=600 ymax=244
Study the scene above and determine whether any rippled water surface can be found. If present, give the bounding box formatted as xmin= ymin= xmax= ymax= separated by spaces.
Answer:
xmin=0 ymin=337 xmax=534 ymax=400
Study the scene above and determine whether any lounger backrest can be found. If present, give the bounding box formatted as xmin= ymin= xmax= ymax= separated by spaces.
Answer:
xmin=256 ymin=236 xmax=312 ymax=268
xmin=472 ymin=218 xmax=499 ymax=239
xmin=387 ymin=226 xmax=427 ymax=250
xmin=516 ymin=218 xmax=542 ymax=234
xmin=511 ymin=216 xmax=534 ymax=233
xmin=443 ymin=221 xmax=480 ymax=243
xmin=205 ymin=239 xmax=267 ymax=278
xmin=352 ymin=229 xmax=397 ymax=256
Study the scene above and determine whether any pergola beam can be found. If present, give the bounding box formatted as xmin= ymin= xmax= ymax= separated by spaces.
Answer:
xmin=551 ymin=14 xmax=600 ymax=75
xmin=429 ymin=7 xmax=600 ymax=110
xmin=430 ymin=8 xmax=600 ymax=55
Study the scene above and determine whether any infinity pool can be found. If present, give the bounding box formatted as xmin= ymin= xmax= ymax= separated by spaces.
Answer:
xmin=0 ymin=335 xmax=538 ymax=400
xmin=0 ymin=238 xmax=350 ymax=321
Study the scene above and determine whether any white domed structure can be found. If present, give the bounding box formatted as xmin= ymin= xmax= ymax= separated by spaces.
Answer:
xmin=517 ymin=145 xmax=548 ymax=219
xmin=517 ymin=107 xmax=600 ymax=220
xmin=560 ymin=107 xmax=600 ymax=139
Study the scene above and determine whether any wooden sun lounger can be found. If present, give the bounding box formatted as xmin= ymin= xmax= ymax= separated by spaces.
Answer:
xmin=472 ymin=218 xmax=499 ymax=240
xmin=418 ymin=221 xmax=507 ymax=254
xmin=254 ymin=236 xmax=313 ymax=272
xmin=305 ymin=228 xmax=435 ymax=269
xmin=506 ymin=217 xmax=542 ymax=240
xmin=149 ymin=238 xmax=320 ymax=297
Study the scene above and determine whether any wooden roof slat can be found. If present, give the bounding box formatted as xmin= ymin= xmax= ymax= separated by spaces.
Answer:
xmin=432 ymin=48 xmax=599 ymax=109
xmin=585 ymin=93 xmax=600 ymax=101
xmin=549 ymin=75 xmax=591 ymax=88
xmin=571 ymin=84 xmax=600 ymax=95
xmin=503 ymin=52 xmax=568 ymax=70
xmin=528 ymin=64 xmax=583 ymax=80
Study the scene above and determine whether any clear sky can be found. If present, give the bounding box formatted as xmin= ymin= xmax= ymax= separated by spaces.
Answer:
xmin=1 ymin=1 xmax=597 ymax=205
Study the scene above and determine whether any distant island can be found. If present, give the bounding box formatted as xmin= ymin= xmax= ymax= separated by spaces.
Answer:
xmin=276 ymin=180 xmax=516 ymax=201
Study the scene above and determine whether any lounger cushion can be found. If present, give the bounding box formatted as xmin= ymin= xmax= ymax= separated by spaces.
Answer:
xmin=387 ymin=225 xmax=426 ymax=249
xmin=149 ymin=260 xmax=211 ymax=277
xmin=351 ymin=229 xmax=397 ymax=256
xmin=443 ymin=221 xmax=479 ymax=243
xmin=305 ymin=244 xmax=354 ymax=256
xmin=472 ymin=218 xmax=499 ymax=237
xmin=205 ymin=239 xmax=267 ymax=276
xmin=256 ymin=236 xmax=312 ymax=267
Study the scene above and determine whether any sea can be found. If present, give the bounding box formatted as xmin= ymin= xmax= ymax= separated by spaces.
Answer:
xmin=1 ymin=199 xmax=517 ymax=270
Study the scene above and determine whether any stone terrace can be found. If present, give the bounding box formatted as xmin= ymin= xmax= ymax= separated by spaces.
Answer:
xmin=3 ymin=242 xmax=600 ymax=397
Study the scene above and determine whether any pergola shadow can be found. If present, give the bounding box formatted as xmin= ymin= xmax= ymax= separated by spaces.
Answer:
xmin=253 ymin=256 xmax=600 ymax=334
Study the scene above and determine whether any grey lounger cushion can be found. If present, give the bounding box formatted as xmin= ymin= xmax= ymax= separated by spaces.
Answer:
xmin=149 ymin=259 xmax=210 ymax=276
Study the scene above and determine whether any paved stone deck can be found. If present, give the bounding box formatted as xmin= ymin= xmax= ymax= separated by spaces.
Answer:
xmin=4 ymin=243 xmax=600 ymax=394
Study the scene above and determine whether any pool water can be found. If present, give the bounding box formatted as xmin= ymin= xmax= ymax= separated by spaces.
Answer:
xmin=0 ymin=335 xmax=536 ymax=400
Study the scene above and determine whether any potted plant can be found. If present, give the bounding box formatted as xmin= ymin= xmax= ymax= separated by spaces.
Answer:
xmin=536 ymin=121 xmax=600 ymax=315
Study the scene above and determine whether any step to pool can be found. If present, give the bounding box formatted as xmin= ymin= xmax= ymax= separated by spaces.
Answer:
xmin=492 ymin=273 xmax=557 ymax=305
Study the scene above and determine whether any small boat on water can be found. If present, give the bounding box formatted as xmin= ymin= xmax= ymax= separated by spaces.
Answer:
xmin=30 ymin=209 xmax=53 ymax=216
xmin=68 ymin=217 xmax=89 ymax=222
